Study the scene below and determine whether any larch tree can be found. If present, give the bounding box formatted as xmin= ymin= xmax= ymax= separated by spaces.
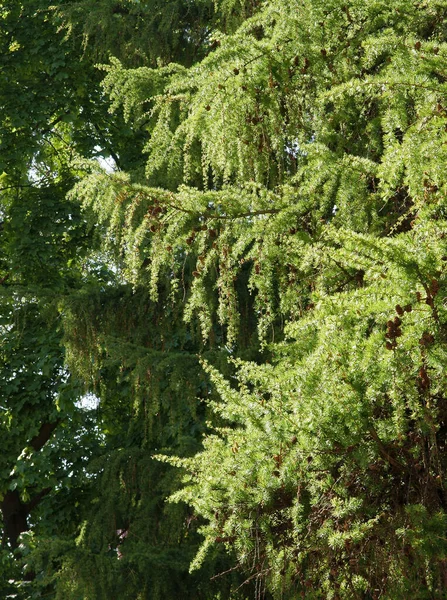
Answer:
xmin=2 ymin=0 xmax=447 ymax=599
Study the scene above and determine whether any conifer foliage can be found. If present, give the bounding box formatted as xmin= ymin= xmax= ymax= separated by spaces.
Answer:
xmin=2 ymin=0 xmax=447 ymax=598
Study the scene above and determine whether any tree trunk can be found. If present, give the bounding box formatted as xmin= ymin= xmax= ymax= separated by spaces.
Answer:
xmin=1 ymin=489 xmax=29 ymax=549
xmin=1 ymin=420 xmax=59 ymax=548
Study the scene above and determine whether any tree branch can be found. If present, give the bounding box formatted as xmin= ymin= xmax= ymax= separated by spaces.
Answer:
xmin=368 ymin=425 xmax=405 ymax=471
xmin=29 ymin=420 xmax=60 ymax=453
xmin=93 ymin=123 xmax=122 ymax=170
xmin=25 ymin=487 xmax=52 ymax=513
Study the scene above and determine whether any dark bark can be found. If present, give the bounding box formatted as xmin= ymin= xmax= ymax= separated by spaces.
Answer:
xmin=29 ymin=420 xmax=59 ymax=452
xmin=1 ymin=489 xmax=29 ymax=549
xmin=112 ymin=4 xmax=130 ymax=15
xmin=1 ymin=487 xmax=52 ymax=550
xmin=1 ymin=420 xmax=59 ymax=548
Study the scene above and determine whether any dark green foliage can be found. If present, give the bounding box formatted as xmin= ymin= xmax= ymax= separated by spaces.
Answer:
xmin=53 ymin=0 xmax=216 ymax=67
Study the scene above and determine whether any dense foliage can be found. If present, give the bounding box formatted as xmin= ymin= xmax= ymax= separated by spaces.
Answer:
xmin=2 ymin=0 xmax=447 ymax=598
